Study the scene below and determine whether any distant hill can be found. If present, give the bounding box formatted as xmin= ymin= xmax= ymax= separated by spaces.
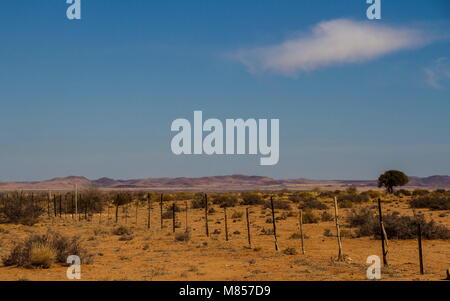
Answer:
xmin=0 ymin=174 xmax=449 ymax=192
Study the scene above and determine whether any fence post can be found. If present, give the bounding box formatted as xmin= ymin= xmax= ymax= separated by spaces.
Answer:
xmin=59 ymin=194 xmax=62 ymax=218
xmin=47 ymin=191 xmax=51 ymax=218
xmin=74 ymin=184 xmax=78 ymax=221
xmin=160 ymin=193 xmax=163 ymax=230
xmin=246 ymin=207 xmax=252 ymax=249
xmin=270 ymin=196 xmax=279 ymax=251
xmin=334 ymin=196 xmax=344 ymax=261
xmin=377 ymin=198 xmax=389 ymax=266
xmin=224 ymin=207 xmax=229 ymax=241
xmin=299 ymin=209 xmax=305 ymax=255
xmin=417 ymin=222 xmax=424 ymax=275
xmin=115 ymin=201 xmax=119 ymax=224
xmin=172 ymin=202 xmax=176 ymax=233
xmin=147 ymin=193 xmax=151 ymax=230
xmin=204 ymin=194 xmax=209 ymax=237
xmin=135 ymin=199 xmax=139 ymax=224
xmin=185 ymin=200 xmax=189 ymax=232
xmin=53 ymin=194 xmax=57 ymax=217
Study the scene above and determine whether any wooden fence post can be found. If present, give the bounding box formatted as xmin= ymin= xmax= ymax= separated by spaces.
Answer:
xmin=246 ymin=207 xmax=252 ymax=249
xmin=160 ymin=193 xmax=164 ymax=230
xmin=334 ymin=196 xmax=344 ymax=261
xmin=147 ymin=193 xmax=151 ymax=230
xmin=47 ymin=191 xmax=51 ymax=218
xmin=299 ymin=209 xmax=305 ymax=255
xmin=224 ymin=207 xmax=229 ymax=241
xmin=417 ymin=222 xmax=424 ymax=275
xmin=53 ymin=194 xmax=57 ymax=217
xmin=115 ymin=201 xmax=119 ymax=224
xmin=377 ymin=198 xmax=389 ymax=266
xmin=270 ymin=196 xmax=279 ymax=251
xmin=107 ymin=203 xmax=111 ymax=224
xmin=74 ymin=184 xmax=78 ymax=221
xmin=172 ymin=202 xmax=176 ymax=233
xmin=185 ymin=200 xmax=189 ymax=232
xmin=135 ymin=199 xmax=139 ymax=224
xmin=204 ymin=194 xmax=209 ymax=237
xmin=59 ymin=194 xmax=62 ymax=218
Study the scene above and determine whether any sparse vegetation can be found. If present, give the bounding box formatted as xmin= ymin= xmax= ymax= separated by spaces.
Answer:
xmin=347 ymin=207 xmax=450 ymax=239
xmin=2 ymin=230 xmax=92 ymax=268
xmin=410 ymin=192 xmax=450 ymax=210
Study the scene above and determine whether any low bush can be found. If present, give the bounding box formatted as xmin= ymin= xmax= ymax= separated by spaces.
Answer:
xmin=175 ymin=230 xmax=191 ymax=242
xmin=320 ymin=211 xmax=334 ymax=222
xmin=263 ymin=200 xmax=291 ymax=210
xmin=112 ymin=226 xmax=133 ymax=236
xmin=0 ymin=194 xmax=45 ymax=225
xmin=410 ymin=194 xmax=450 ymax=210
xmin=302 ymin=210 xmax=319 ymax=224
xmin=289 ymin=192 xmax=314 ymax=203
xmin=231 ymin=211 xmax=243 ymax=219
xmin=241 ymin=193 xmax=263 ymax=205
xmin=282 ymin=248 xmax=297 ymax=255
xmin=347 ymin=207 xmax=450 ymax=240
xmin=2 ymin=230 xmax=92 ymax=268
xmin=213 ymin=194 xmax=238 ymax=208
xmin=299 ymin=198 xmax=328 ymax=210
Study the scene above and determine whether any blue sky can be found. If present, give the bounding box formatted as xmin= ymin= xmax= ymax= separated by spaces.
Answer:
xmin=1 ymin=0 xmax=449 ymax=181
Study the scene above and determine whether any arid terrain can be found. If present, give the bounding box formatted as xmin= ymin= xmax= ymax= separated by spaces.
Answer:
xmin=0 ymin=188 xmax=448 ymax=281
xmin=1 ymin=175 xmax=450 ymax=191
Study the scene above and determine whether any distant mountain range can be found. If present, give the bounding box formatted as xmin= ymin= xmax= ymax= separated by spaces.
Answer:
xmin=0 ymin=175 xmax=449 ymax=192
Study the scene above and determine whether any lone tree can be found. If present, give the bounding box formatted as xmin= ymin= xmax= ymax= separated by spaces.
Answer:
xmin=378 ymin=170 xmax=409 ymax=194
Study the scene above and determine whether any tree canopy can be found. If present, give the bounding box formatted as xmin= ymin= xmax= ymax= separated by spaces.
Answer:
xmin=378 ymin=170 xmax=409 ymax=194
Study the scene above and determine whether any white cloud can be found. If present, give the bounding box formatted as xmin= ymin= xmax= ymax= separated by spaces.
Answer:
xmin=424 ymin=57 xmax=450 ymax=89
xmin=234 ymin=19 xmax=428 ymax=76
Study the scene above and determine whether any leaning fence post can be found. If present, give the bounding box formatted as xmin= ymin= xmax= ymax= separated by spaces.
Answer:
xmin=417 ymin=222 xmax=424 ymax=275
xmin=377 ymin=198 xmax=389 ymax=266
xmin=270 ymin=196 xmax=279 ymax=251
xmin=246 ymin=207 xmax=252 ymax=249
xmin=204 ymin=193 xmax=209 ymax=237
xmin=299 ymin=209 xmax=305 ymax=255
xmin=334 ymin=196 xmax=344 ymax=261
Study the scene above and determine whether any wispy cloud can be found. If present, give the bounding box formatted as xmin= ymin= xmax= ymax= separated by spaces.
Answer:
xmin=424 ymin=57 xmax=450 ymax=89
xmin=233 ymin=19 xmax=429 ymax=76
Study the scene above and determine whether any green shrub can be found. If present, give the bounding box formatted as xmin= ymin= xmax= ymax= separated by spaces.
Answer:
xmin=2 ymin=230 xmax=92 ymax=268
xmin=213 ymin=194 xmax=238 ymax=208
xmin=289 ymin=192 xmax=314 ymax=203
xmin=263 ymin=200 xmax=291 ymax=210
xmin=299 ymin=198 xmax=328 ymax=210
xmin=410 ymin=194 xmax=450 ymax=210
xmin=0 ymin=193 xmax=44 ymax=225
xmin=347 ymin=207 xmax=450 ymax=240
xmin=241 ymin=193 xmax=263 ymax=205
xmin=302 ymin=211 xmax=319 ymax=224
